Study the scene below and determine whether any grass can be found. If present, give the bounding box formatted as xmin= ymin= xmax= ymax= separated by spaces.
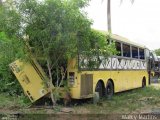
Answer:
xmin=0 ymin=85 xmax=160 ymax=114
xmin=73 ymin=85 xmax=160 ymax=114
xmin=0 ymin=93 xmax=31 ymax=109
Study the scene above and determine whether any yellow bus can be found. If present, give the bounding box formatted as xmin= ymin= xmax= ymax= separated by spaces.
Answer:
xmin=69 ymin=34 xmax=150 ymax=99
xmin=10 ymin=34 xmax=151 ymax=102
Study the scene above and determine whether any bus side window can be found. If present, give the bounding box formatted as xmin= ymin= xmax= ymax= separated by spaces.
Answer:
xmin=123 ymin=44 xmax=131 ymax=57
xmin=139 ymin=48 xmax=145 ymax=59
xmin=115 ymin=42 xmax=121 ymax=56
xmin=132 ymin=46 xmax=138 ymax=59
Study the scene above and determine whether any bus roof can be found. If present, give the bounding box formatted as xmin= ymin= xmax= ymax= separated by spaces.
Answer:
xmin=99 ymin=30 xmax=146 ymax=49
xmin=111 ymin=34 xmax=146 ymax=48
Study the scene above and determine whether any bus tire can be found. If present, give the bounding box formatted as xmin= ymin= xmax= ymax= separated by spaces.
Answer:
xmin=105 ymin=80 xmax=114 ymax=99
xmin=95 ymin=81 xmax=104 ymax=98
xmin=142 ymin=79 xmax=146 ymax=88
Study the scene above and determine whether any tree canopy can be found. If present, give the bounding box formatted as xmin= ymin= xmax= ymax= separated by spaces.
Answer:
xmin=0 ymin=0 xmax=116 ymax=100
xmin=154 ymin=48 xmax=160 ymax=56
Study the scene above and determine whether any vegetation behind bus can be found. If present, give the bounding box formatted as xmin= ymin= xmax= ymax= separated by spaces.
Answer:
xmin=0 ymin=33 xmax=25 ymax=95
xmin=155 ymin=48 xmax=160 ymax=56
xmin=0 ymin=0 xmax=116 ymax=105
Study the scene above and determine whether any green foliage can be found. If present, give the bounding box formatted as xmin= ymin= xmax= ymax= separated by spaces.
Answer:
xmin=17 ymin=94 xmax=31 ymax=107
xmin=0 ymin=1 xmax=21 ymax=38
xmin=15 ymin=0 xmax=116 ymax=83
xmin=18 ymin=0 xmax=92 ymax=63
xmin=0 ymin=93 xmax=30 ymax=108
xmin=154 ymin=48 xmax=160 ymax=56
xmin=0 ymin=0 xmax=116 ymax=101
xmin=0 ymin=32 xmax=25 ymax=94
xmin=0 ymin=1 xmax=27 ymax=94
xmin=78 ymin=30 xmax=117 ymax=69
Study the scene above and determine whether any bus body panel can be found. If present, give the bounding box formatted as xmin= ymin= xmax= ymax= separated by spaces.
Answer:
xmin=10 ymin=58 xmax=149 ymax=101
xmin=68 ymin=69 xmax=148 ymax=99
xmin=9 ymin=60 xmax=49 ymax=102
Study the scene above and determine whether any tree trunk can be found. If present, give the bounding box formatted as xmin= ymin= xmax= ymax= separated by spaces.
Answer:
xmin=47 ymin=60 xmax=56 ymax=106
xmin=107 ymin=0 xmax=111 ymax=33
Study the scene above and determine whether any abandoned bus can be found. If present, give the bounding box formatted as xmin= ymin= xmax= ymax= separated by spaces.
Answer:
xmin=10 ymin=34 xmax=151 ymax=102
xmin=75 ymin=34 xmax=150 ymax=99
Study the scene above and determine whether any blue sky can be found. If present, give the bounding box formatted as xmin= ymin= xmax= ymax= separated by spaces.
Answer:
xmin=86 ymin=0 xmax=160 ymax=50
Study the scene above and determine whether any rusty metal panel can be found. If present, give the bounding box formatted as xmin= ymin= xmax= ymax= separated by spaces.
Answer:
xmin=80 ymin=74 xmax=93 ymax=96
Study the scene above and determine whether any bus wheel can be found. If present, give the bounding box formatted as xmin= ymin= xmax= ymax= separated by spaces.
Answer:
xmin=142 ymin=79 xmax=146 ymax=88
xmin=95 ymin=81 xmax=104 ymax=98
xmin=105 ymin=80 xmax=114 ymax=99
